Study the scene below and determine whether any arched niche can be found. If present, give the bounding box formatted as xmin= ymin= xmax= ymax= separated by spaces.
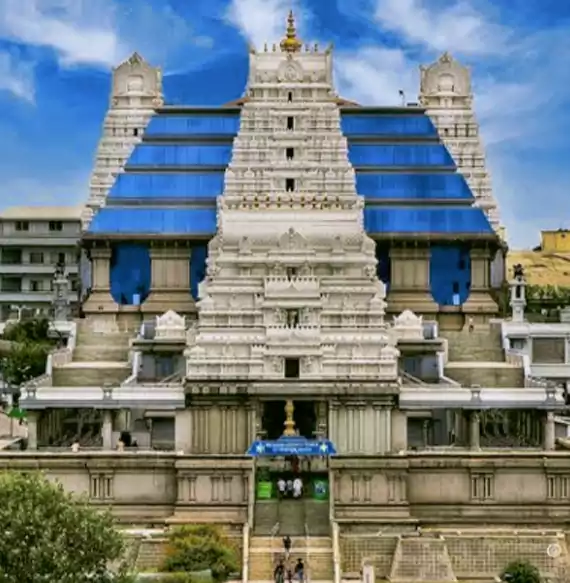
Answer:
xmin=109 ymin=243 xmax=151 ymax=305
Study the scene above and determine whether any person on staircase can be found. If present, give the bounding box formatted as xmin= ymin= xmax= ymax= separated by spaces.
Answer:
xmin=294 ymin=558 xmax=305 ymax=583
xmin=283 ymin=535 xmax=292 ymax=560
xmin=292 ymin=476 xmax=303 ymax=499
xmin=274 ymin=559 xmax=285 ymax=583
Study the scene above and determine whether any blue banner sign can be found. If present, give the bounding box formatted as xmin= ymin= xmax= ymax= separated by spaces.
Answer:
xmin=247 ymin=436 xmax=337 ymax=457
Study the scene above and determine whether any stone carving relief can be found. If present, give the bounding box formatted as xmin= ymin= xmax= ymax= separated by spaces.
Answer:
xmin=112 ymin=51 xmax=163 ymax=100
xmin=156 ymin=310 xmax=186 ymax=340
xmin=419 ymin=52 xmax=471 ymax=97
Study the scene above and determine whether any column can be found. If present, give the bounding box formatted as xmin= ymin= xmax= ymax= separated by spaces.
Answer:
xmin=544 ymin=411 xmax=556 ymax=451
xmin=142 ymin=243 xmax=195 ymax=315
xmin=462 ymin=247 xmax=498 ymax=319
xmin=390 ymin=409 xmax=407 ymax=452
xmin=27 ymin=411 xmax=38 ymax=451
xmin=102 ymin=411 xmax=113 ymax=450
xmin=83 ymin=245 xmax=117 ymax=314
xmin=175 ymin=409 xmax=193 ymax=453
xmin=469 ymin=411 xmax=480 ymax=450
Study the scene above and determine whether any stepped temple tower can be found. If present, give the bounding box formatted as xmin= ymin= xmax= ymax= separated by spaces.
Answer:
xmin=9 ymin=13 xmax=570 ymax=583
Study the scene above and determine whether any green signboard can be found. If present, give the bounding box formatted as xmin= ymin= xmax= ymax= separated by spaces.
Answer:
xmin=312 ymin=479 xmax=329 ymax=500
xmin=256 ymin=481 xmax=273 ymax=499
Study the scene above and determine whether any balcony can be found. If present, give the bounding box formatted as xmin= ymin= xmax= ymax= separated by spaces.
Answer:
xmin=0 ymin=291 xmax=77 ymax=304
xmin=0 ymin=263 xmax=79 ymax=275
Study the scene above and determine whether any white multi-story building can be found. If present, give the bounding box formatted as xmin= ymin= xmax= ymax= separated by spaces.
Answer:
xmin=0 ymin=206 xmax=81 ymax=321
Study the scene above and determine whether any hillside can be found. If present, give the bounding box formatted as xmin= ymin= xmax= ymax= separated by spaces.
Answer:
xmin=507 ymin=250 xmax=570 ymax=287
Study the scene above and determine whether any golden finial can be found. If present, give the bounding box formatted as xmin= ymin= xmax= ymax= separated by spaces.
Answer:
xmin=280 ymin=10 xmax=302 ymax=53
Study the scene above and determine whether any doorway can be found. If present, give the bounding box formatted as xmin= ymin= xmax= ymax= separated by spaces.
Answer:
xmin=261 ymin=400 xmax=317 ymax=440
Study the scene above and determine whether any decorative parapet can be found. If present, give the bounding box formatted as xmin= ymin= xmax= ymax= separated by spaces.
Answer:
xmin=264 ymin=276 xmax=320 ymax=298
xmin=155 ymin=310 xmax=186 ymax=340
xmin=393 ymin=309 xmax=424 ymax=341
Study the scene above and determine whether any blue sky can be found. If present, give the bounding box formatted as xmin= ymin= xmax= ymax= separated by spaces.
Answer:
xmin=0 ymin=0 xmax=569 ymax=248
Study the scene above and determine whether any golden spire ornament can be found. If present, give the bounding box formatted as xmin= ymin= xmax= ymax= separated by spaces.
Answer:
xmin=280 ymin=10 xmax=302 ymax=53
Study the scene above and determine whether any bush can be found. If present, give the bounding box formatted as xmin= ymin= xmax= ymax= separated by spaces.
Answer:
xmin=162 ymin=525 xmax=239 ymax=582
xmin=501 ymin=560 xmax=542 ymax=583
xmin=0 ymin=471 xmax=134 ymax=583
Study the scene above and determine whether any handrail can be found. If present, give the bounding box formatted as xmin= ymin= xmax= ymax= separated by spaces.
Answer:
xmin=242 ymin=522 xmax=250 ymax=583
xmin=329 ymin=469 xmax=341 ymax=583
xmin=304 ymin=499 xmax=311 ymax=583
xmin=248 ymin=458 xmax=256 ymax=528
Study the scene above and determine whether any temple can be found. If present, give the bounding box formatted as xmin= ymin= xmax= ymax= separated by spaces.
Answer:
xmin=7 ymin=13 xmax=570 ymax=583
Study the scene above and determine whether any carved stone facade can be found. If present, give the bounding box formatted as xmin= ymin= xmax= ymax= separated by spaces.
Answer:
xmin=81 ymin=52 xmax=163 ymax=229
xmin=185 ymin=44 xmax=399 ymax=382
xmin=419 ymin=53 xmax=502 ymax=233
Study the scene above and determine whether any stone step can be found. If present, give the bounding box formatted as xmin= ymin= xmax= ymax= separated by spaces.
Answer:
xmin=73 ymin=345 xmax=130 ymax=362
xmin=251 ymin=536 xmax=332 ymax=550
xmin=304 ymin=500 xmax=330 ymax=537
xmin=76 ymin=334 xmax=131 ymax=347
xmin=278 ymin=500 xmax=306 ymax=536
xmin=254 ymin=501 xmax=279 ymax=535
xmin=249 ymin=548 xmax=334 ymax=581
xmin=443 ymin=330 xmax=505 ymax=363
xmin=52 ymin=364 xmax=131 ymax=387
xmin=444 ymin=364 xmax=524 ymax=388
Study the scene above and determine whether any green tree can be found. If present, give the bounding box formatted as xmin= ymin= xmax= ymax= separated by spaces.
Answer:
xmin=1 ymin=341 xmax=50 ymax=386
xmin=0 ymin=471 xmax=135 ymax=583
xmin=501 ymin=560 xmax=542 ymax=583
xmin=162 ymin=524 xmax=239 ymax=581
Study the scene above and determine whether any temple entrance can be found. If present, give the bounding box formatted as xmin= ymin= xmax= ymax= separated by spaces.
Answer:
xmin=262 ymin=400 xmax=317 ymax=440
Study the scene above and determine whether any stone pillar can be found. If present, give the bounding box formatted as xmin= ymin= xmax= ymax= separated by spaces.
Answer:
xmin=469 ymin=411 xmax=480 ymax=450
xmin=102 ymin=411 xmax=113 ymax=449
xmin=142 ymin=243 xmax=195 ymax=316
xmin=175 ymin=409 xmax=193 ymax=452
xmin=509 ymin=276 xmax=527 ymax=323
xmin=387 ymin=246 xmax=438 ymax=317
xmin=462 ymin=247 xmax=498 ymax=322
xmin=27 ymin=411 xmax=38 ymax=450
xmin=390 ymin=409 xmax=408 ymax=452
xmin=544 ymin=411 xmax=556 ymax=451
xmin=82 ymin=245 xmax=117 ymax=315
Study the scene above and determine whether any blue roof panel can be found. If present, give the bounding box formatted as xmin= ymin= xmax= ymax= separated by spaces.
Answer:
xmin=87 ymin=208 xmax=216 ymax=236
xmin=364 ymin=207 xmax=494 ymax=235
xmin=127 ymin=144 xmax=233 ymax=167
xmin=145 ymin=114 xmax=240 ymax=136
xmin=341 ymin=114 xmax=437 ymax=137
xmin=108 ymin=172 xmax=225 ymax=200
xmin=356 ymin=173 xmax=473 ymax=201
xmin=348 ymin=144 xmax=455 ymax=167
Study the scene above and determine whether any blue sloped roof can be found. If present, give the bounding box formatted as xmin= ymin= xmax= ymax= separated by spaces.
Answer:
xmin=356 ymin=173 xmax=473 ymax=201
xmin=348 ymin=144 xmax=455 ymax=167
xmin=87 ymin=207 xmax=216 ymax=236
xmin=364 ymin=207 xmax=494 ymax=235
xmin=341 ymin=114 xmax=437 ymax=137
xmin=126 ymin=144 xmax=233 ymax=167
xmin=108 ymin=172 xmax=224 ymax=200
xmin=145 ymin=114 xmax=240 ymax=136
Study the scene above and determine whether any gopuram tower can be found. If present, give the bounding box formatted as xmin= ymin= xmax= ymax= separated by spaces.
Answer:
xmin=182 ymin=13 xmax=400 ymax=452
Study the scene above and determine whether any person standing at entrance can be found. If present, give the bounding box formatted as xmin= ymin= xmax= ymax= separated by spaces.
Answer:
xmin=274 ymin=560 xmax=285 ymax=583
xmin=295 ymin=558 xmax=305 ymax=583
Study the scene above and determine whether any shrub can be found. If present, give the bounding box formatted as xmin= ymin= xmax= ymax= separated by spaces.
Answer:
xmin=161 ymin=525 xmax=239 ymax=582
xmin=0 ymin=471 xmax=134 ymax=583
xmin=501 ymin=560 xmax=542 ymax=583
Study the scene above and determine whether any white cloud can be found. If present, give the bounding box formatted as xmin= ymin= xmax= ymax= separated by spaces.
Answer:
xmin=226 ymin=0 xmax=307 ymax=48
xmin=0 ymin=51 xmax=35 ymax=102
xmin=372 ymin=0 xmax=511 ymax=56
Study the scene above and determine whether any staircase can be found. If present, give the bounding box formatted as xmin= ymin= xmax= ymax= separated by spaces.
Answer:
xmin=442 ymin=326 xmax=525 ymax=388
xmin=51 ymin=320 xmax=132 ymax=387
xmin=254 ymin=500 xmax=279 ymax=535
xmin=249 ymin=536 xmax=334 ymax=582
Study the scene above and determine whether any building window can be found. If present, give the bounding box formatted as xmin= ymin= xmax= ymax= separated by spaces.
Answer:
xmin=29 ymin=252 xmax=44 ymax=264
xmin=0 ymin=249 xmax=22 ymax=265
xmin=285 ymin=358 xmax=300 ymax=379
xmin=29 ymin=280 xmax=43 ymax=292
xmin=57 ymin=252 xmax=66 ymax=265
xmin=133 ymin=128 xmax=139 ymax=136
xmin=286 ymin=148 xmax=294 ymax=160
xmin=1 ymin=277 xmax=22 ymax=292
xmin=15 ymin=221 xmax=29 ymax=231
xmin=49 ymin=221 xmax=63 ymax=232
xmin=286 ymin=178 xmax=295 ymax=192
xmin=288 ymin=92 xmax=293 ymax=102
xmin=287 ymin=117 xmax=294 ymax=130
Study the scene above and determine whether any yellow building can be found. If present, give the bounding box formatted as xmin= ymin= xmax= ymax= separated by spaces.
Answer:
xmin=541 ymin=229 xmax=570 ymax=253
